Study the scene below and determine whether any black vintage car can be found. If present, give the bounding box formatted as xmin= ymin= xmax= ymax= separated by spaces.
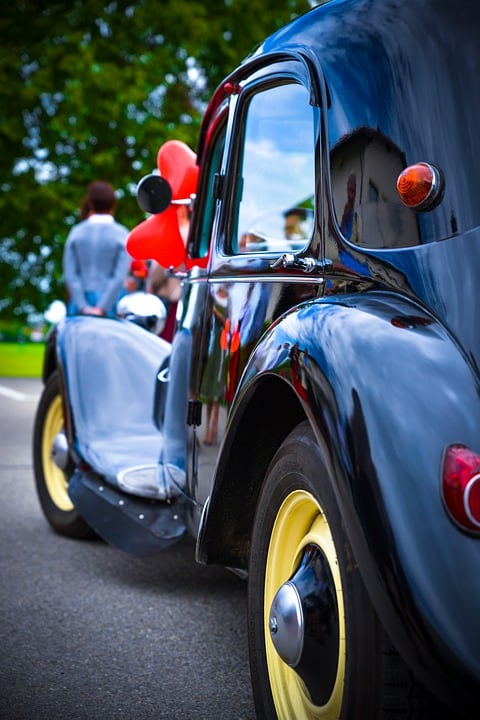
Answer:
xmin=34 ymin=0 xmax=480 ymax=718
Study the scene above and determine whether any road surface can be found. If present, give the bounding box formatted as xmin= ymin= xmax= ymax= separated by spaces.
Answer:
xmin=0 ymin=377 xmax=255 ymax=720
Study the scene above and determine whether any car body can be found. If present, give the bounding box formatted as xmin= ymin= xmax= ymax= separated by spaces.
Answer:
xmin=35 ymin=1 xmax=480 ymax=717
xmin=181 ymin=0 xmax=480 ymax=715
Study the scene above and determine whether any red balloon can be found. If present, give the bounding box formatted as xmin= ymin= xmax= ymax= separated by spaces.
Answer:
xmin=127 ymin=139 xmax=200 ymax=268
xmin=176 ymin=164 xmax=199 ymax=201
xmin=157 ymin=140 xmax=198 ymax=199
xmin=126 ymin=207 xmax=185 ymax=268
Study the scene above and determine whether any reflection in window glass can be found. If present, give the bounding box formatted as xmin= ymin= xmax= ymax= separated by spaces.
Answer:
xmin=236 ymin=83 xmax=314 ymax=253
xmin=198 ymin=120 xmax=227 ymax=257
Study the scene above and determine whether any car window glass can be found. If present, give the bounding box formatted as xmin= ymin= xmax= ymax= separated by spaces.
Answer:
xmin=194 ymin=116 xmax=227 ymax=259
xmin=234 ymin=82 xmax=315 ymax=254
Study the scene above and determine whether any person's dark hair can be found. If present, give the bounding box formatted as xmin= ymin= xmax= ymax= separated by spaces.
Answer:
xmin=87 ymin=180 xmax=117 ymax=214
xmin=284 ymin=206 xmax=308 ymax=221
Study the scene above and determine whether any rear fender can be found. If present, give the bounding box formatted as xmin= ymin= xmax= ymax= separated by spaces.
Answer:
xmin=200 ymin=291 xmax=480 ymax=707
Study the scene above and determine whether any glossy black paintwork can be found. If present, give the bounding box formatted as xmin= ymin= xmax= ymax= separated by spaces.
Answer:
xmin=262 ymin=0 xmax=480 ymax=243
xmin=249 ymin=294 xmax=480 ymax=694
xmin=254 ymin=0 xmax=480 ymax=371
xmin=190 ymin=0 xmax=480 ymax=712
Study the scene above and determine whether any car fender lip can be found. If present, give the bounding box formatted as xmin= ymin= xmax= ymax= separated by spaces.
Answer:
xmin=203 ymin=292 xmax=480 ymax=708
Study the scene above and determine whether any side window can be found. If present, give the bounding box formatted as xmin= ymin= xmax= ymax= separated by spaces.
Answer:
xmin=234 ymin=82 xmax=315 ymax=254
xmin=192 ymin=116 xmax=227 ymax=259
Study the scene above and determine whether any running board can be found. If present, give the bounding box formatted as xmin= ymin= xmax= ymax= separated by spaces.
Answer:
xmin=68 ymin=470 xmax=188 ymax=558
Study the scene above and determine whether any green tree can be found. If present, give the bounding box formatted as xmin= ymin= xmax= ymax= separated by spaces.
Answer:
xmin=0 ymin=0 xmax=313 ymax=325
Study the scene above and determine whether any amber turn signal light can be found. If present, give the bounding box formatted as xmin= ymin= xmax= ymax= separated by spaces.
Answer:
xmin=396 ymin=162 xmax=443 ymax=210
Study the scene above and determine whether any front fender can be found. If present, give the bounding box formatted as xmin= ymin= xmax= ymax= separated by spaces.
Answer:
xmin=53 ymin=316 xmax=171 ymax=456
xmin=41 ymin=324 xmax=59 ymax=384
xmin=202 ymin=290 xmax=480 ymax=709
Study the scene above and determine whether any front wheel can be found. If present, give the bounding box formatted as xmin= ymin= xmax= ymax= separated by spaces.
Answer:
xmin=247 ymin=421 xmax=447 ymax=719
xmin=33 ymin=371 xmax=93 ymax=539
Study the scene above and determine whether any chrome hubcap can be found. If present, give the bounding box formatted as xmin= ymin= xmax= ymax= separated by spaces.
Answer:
xmin=51 ymin=431 xmax=69 ymax=471
xmin=269 ymin=581 xmax=304 ymax=667
xmin=268 ymin=543 xmax=340 ymax=706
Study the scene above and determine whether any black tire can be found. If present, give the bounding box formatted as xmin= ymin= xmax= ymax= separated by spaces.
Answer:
xmin=247 ymin=421 xmax=451 ymax=720
xmin=33 ymin=371 xmax=93 ymax=539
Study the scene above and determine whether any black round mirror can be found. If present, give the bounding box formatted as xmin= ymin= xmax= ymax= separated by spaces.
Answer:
xmin=136 ymin=174 xmax=172 ymax=214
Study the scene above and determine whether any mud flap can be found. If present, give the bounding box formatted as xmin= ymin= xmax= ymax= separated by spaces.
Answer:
xmin=68 ymin=470 xmax=188 ymax=558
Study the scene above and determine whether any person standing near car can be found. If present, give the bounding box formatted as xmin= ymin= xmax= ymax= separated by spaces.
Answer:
xmin=63 ymin=180 xmax=131 ymax=317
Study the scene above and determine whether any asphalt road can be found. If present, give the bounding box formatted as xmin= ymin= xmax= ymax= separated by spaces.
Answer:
xmin=0 ymin=377 xmax=256 ymax=720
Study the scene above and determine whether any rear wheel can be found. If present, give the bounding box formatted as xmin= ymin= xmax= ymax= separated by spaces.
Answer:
xmin=33 ymin=371 xmax=92 ymax=538
xmin=247 ymin=421 xmax=450 ymax=719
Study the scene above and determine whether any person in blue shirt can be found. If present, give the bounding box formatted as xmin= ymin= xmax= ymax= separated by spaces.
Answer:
xmin=63 ymin=180 xmax=131 ymax=317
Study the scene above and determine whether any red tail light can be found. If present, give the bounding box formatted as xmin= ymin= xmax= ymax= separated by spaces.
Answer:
xmin=442 ymin=445 xmax=480 ymax=534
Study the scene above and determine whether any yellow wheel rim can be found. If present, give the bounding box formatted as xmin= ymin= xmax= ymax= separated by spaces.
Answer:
xmin=41 ymin=395 xmax=74 ymax=512
xmin=265 ymin=490 xmax=346 ymax=719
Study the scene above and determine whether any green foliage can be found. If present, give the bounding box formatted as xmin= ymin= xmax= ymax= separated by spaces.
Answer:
xmin=0 ymin=0 xmax=312 ymax=324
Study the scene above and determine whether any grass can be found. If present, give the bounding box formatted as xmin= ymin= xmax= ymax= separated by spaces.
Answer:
xmin=0 ymin=342 xmax=45 ymax=378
